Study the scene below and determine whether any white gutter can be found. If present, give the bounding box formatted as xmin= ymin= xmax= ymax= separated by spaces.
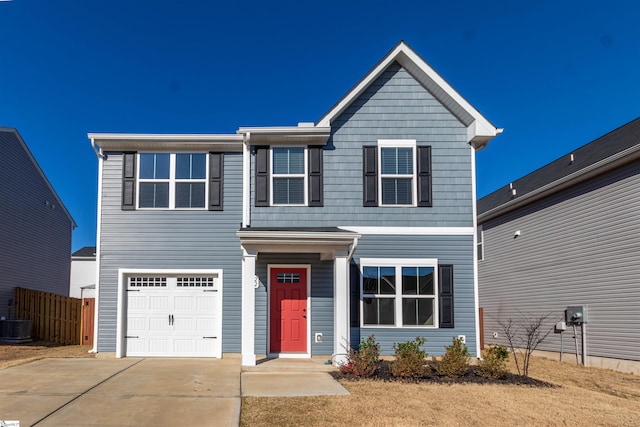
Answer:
xmin=346 ymin=237 xmax=359 ymax=261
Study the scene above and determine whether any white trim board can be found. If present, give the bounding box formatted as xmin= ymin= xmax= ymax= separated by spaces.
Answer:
xmin=338 ymin=226 xmax=474 ymax=235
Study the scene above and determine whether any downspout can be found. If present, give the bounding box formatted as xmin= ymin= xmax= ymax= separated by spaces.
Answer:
xmin=242 ymin=132 xmax=251 ymax=228
xmin=347 ymin=237 xmax=359 ymax=261
xmin=89 ymin=137 xmax=104 ymax=353
xmin=91 ymin=137 xmax=106 ymax=160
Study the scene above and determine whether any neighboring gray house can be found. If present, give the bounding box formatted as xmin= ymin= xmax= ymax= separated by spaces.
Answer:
xmin=478 ymin=118 xmax=640 ymax=374
xmin=70 ymin=246 xmax=96 ymax=299
xmin=0 ymin=127 xmax=76 ymax=318
xmin=89 ymin=41 xmax=501 ymax=365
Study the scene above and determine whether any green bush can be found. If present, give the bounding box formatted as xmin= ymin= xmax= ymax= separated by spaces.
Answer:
xmin=477 ymin=345 xmax=510 ymax=379
xmin=340 ymin=335 xmax=380 ymax=377
xmin=390 ymin=337 xmax=428 ymax=379
xmin=436 ymin=337 xmax=470 ymax=378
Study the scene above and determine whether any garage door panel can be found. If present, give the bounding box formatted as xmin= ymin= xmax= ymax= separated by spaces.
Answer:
xmin=149 ymin=296 xmax=170 ymax=310
xmin=125 ymin=274 xmax=221 ymax=358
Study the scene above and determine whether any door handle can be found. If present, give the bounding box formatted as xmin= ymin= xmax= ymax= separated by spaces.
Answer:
xmin=303 ymin=315 xmax=307 ymax=318
xmin=171 ymin=314 xmax=174 ymax=325
xmin=169 ymin=314 xmax=171 ymax=325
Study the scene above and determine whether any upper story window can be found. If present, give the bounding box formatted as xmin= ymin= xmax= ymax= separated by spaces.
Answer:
xmin=255 ymin=145 xmax=323 ymax=207
xmin=271 ymin=147 xmax=306 ymax=205
xmin=379 ymin=141 xmax=416 ymax=206
xmin=138 ymin=153 xmax=207 ymax=209
xmin=363 ymin=140 xmax=431 ymax=208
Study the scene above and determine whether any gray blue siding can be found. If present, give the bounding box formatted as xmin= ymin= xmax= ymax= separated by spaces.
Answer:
xmin=0 ymin=130 xmax=73 ymax=314
xmin=479 ymin=160 xmax=640 ymax=362
xmin=250 ymin=62 xmax=472 ymax=228
xmin=97 ymin=151 xmax=243 ymax=353
xmin=351 ymin=234 xmax=477 ymax=357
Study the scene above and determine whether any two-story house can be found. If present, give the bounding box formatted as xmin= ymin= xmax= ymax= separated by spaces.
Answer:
xmin=89 ymin=41 xmax=501 ymax=366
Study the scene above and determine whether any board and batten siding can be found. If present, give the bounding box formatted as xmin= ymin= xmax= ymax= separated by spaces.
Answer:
xmin=254 ymin=254 xmax=334 ymax=355
xmin=97 ymin=151 xmax=243 ymax=353
xmin=0 ymin=130 xmax=73 ymax=313
xmin=250 ymin=62 xmax=472 ymax=228
xmin=479 ymin=160 xmax=640 ymax=362
xmin=351 ymin=234 xmax=477 ymax=357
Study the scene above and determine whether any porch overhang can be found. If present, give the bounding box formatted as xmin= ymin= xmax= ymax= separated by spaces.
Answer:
xmin=237 ymin=227 xmax=360 ymax=260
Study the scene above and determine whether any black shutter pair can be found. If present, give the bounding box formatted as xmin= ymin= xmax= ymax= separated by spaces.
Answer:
xmin=362 ymin=145 xmax=432 ymax=207
xmin=121 ymin=152 xmax=224 ymax=211
xmin=254 ymin=146 xmax=324 ymax=207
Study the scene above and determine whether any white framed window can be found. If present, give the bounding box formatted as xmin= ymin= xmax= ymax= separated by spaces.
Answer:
xmin=360 ymin=258 xmax=438 ymax=328
xmin=378 ymin=140 xmax=417 ymax=206
xmin=138 ymin=153 xmax=207 ymax=209
xmin=271 ymin=147 xmax=307 ymax=206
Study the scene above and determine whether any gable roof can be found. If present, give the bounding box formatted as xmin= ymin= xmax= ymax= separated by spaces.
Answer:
xmin=72 ymin=246 xmax=97 ymax=258
xmin=316 ymin=40 xmax=502 ymax=149
xmin=0 ymin=127 xmax=76 ymax=228
xmin=478 ymin=117 xmax=640 ymax=222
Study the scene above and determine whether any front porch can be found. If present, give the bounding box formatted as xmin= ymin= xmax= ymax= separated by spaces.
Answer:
xmin=237 ymin=227 xmax=360 ymax=367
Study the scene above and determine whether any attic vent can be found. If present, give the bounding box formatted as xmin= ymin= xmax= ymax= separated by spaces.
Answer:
xmin=570 ymin=153 xmax=574 ymax=164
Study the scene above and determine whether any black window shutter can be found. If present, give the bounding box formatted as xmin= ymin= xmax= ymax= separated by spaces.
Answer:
xmin=439 ymin=264 xmax=454 ymax=328
xmin=208 ymin=152 xmax=224 ymax=211
xmin=350 ymin=261 xmax=361 ymax=327
xmin=122 ymin=152 xmax=136 ymax=210
xmin=363 ymin=146 xmax=378 ymax=207
xmin=255 ymin=146 xmax=270 ymax=207
xmin=417 ymin=146 xmax=432 ymax=207
xmin=308 ymin=146 xmax=323 ymax=207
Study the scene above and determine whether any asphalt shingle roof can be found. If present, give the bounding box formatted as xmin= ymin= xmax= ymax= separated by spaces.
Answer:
xmin=478 ymin=117 xmax=640 ymax=216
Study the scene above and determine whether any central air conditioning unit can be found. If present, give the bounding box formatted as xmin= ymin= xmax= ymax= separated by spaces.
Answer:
xmin=0 ymin=319 xmax=33 ymax=343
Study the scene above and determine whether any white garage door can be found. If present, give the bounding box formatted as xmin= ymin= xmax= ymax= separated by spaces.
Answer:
xmin=125 ymin=274 xmax=221 ymax=357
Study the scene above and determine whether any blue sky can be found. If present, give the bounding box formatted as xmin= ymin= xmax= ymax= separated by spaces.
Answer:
xmin=1 ymin=1 xmax=639 ymax=251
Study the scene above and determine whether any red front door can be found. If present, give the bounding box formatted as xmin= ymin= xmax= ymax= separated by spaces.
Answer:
xmin=270 ymin=267 xmax=307 ymax=353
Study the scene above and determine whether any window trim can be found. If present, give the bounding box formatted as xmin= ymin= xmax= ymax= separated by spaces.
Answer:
xmin=377 ymin=140 xmax=417 ymax=207
xmin=360 ymin=258 xmax=439 ymax=328
xmin=270 ymin=146 xmax=308 ymax=206
xmin=137 ymin=152 xmax=209 ymax=210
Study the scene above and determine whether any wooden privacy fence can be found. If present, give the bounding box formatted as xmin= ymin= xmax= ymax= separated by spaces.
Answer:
xmin=14 ymin=287 xmax=82 ymax=345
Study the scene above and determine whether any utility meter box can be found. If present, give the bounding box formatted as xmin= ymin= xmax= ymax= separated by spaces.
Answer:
xmin=565 ymin=305 xmax=588 ymax=324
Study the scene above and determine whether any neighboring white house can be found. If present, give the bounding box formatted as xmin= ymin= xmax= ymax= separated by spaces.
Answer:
xmin=70 ymin=246 xmax=96 ymax=299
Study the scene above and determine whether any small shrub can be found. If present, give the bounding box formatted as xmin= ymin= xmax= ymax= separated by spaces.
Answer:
xmin=390 ymin=337 xmax=428 ymax=379
xmin=477 ymin=345 xmax=510 ymax=379
xmin=340 ymin=335 xmax=380 ymax=377
xmin=436 ymin=337 xmax=470 ymax=378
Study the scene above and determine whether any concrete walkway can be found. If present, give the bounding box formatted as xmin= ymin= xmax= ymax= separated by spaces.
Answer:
xmin=0 ymin=357 xmax=349 ymax=427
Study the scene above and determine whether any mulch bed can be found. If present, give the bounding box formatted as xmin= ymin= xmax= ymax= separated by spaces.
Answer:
xmin=332 ymin=360 xmax=558 ymax=388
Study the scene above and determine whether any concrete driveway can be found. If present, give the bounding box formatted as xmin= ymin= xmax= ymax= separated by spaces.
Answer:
xmin=0 ymin=358 xmax=241 ymax=427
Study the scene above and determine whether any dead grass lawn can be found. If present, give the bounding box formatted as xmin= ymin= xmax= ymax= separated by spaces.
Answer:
xmin=0 ymin=341 xmax=94 ymax=369
xmin=241 ymin=356 xmax=640 ymax=426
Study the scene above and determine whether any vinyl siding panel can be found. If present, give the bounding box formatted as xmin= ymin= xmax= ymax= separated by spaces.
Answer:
xmin=0 ymin=130 xmax=72 ymax=311
xmin=97 ymin=152 xmax=243 ymax=353
xmin=251 ymin=62 xmax=472 ymax=228
xmin=351 ymin=234 xmax=477 ymax=357
xmin=479 ymin=160 xmax=640 ymax=362
xmin=254 ymin=254 xmax=334 ymax=355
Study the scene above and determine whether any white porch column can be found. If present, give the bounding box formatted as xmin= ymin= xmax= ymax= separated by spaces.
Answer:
xmin=333 ymin=254 xmax=350 ymax=366
xmin=241 ymin=248 xmax=257 ymax=366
